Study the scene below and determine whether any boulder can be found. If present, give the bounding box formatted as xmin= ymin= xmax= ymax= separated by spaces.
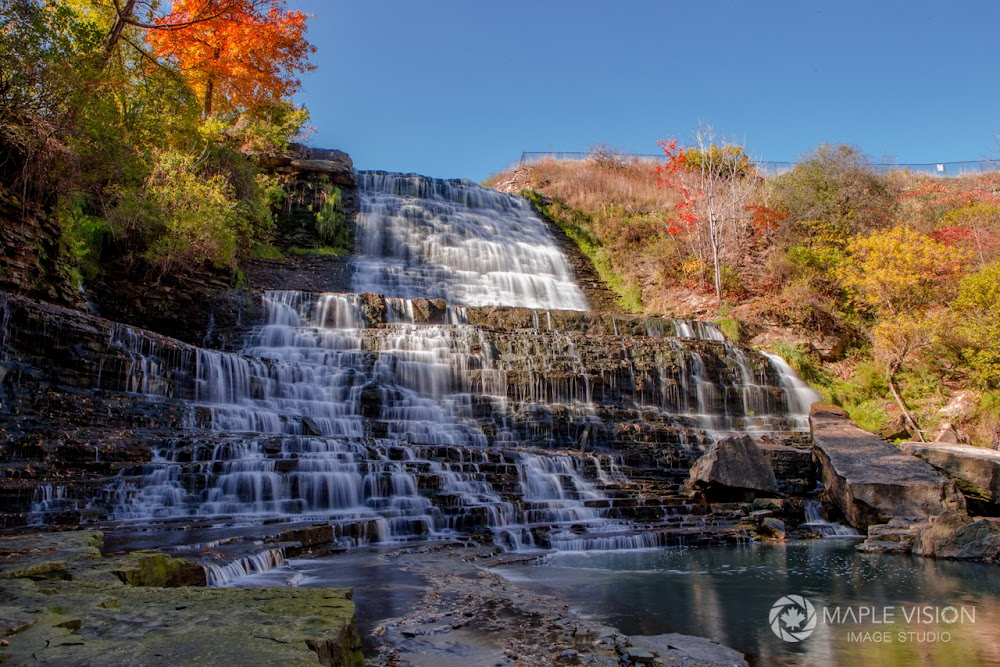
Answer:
xmin=810 ymin=404 xmax=965 ymax=530
xmin=878 ymin=415 xmax=911 ymax=442
xmin=761 ymin=517 xmax=786 ymax=540
xmin=689 ymin=435 xmax=777 ymax=502
xmin=933 ymin=423 xmax=964 ymax=444
xmin=913 ymin=512 xmax=1000 ymax=560
xmin=901 ymin=442 xmax=1000 ymax=505
xmin=270 ymin=148 xmax=355 ymax=188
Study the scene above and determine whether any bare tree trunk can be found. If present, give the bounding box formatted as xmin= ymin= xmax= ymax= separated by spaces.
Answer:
xmin=203 ymin=76 xmax=214 ymax=117
xmin=887 ymin=366 xmax=925 ymax=442
xmin=710 ymin=222 xmax=722 ymax=306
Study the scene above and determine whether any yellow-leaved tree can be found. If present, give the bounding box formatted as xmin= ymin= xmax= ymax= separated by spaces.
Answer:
xmin=839 ymin=226 xmax=968 ymax=439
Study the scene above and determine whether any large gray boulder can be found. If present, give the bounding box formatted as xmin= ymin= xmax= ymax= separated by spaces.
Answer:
xmin=901 ymin=442 xmax=1000 ymax=505
xmin=689 ymin=435 xmax=777 ymax=502
xmin=811 ymin=405 xmax=965 ymax=529
xmin=913 ymin=512 xmax=1000 ymax=560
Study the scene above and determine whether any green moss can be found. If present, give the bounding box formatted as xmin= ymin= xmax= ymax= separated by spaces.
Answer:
xmin=714 ymin=317 xmax=741 ymax=343
xmin=521 ymin=189 xmax=643 ymax=312
xmin=313 ymin=185 xmax=352 ymax=251
xmin=288 ymin=245 xmax=348 ymax=256
xmin=251 ymin=243 xmax=284 ymax=260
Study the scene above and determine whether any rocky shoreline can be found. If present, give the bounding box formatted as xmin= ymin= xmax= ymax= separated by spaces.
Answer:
xmin=361 ymin=541 xmax=748 ymax=667
xmin=0 ymin=528 xmax=751 ymax=667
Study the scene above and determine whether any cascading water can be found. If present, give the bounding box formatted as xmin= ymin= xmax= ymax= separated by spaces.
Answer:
xmin=802 ymin=500 xmax=860 ymax=537
xmin=353 ymin=172 xmax=589 ymax=310
xmin=761 ymin=352 xmax=822 ymax=430
xmin=87 ymin=287 xmax=821 ymax=550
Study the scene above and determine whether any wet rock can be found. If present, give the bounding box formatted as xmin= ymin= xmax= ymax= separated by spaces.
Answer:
xmin=759 ymin=442 xmax=815 ymax=495
xmin=761 ymin=517 xmax=786 ymax=540
xmin=0 ymin=530 xmax=363 ymax=667
xmin=689 ymin=435 xmax=777 ymax=502
xmin=627 ymin=633 xmax=749 ymax=667
xmin=811 ymin=404 xmax=965 ymax=530
xmin=113 ymin=552 xmax=207 ymax=588
xmin=279 ymin=524 xmax=335 ymax=551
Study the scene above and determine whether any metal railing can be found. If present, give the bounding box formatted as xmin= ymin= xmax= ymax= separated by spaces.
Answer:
xmin=519 ymin=151 xmax=1000 ymax=177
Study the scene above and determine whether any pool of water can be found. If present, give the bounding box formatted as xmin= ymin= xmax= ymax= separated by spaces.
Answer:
xmin=493 ymin=541 xmax=1000 ymax=666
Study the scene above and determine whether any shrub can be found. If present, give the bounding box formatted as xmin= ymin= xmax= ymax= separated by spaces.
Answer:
xmin=953 ymin=262 xmax=1000 ymax=389
xmin=143 ymin=151 xmax=240 ymax=271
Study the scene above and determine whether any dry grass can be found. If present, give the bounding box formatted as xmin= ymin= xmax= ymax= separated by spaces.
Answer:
xmin=510 ymin=157 xmax=681 ymax=216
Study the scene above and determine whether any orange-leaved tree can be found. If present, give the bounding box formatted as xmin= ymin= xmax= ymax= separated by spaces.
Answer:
xmin=147 ymin=0 xmax=314 ymax=117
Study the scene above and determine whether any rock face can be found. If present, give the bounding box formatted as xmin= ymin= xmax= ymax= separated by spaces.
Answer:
xmin=91 ymin=147 xmax=358 ymax=347
xmin=810 ymin=404 xmax=965 ymax=530
xmin=759 ymin=441 xmax=815 ymax=495
xmin=901 ymin=442 xmax=1000 ymax=506
xmin=0 ymin=192 xmax=83 ymax=310
xmin=912 ymin=512 xmax=1000 ymax=560
xmin=689 ymin=435 xmax=778 ymax=502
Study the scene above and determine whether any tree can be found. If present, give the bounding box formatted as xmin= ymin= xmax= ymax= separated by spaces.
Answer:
xmin=840 ymin=226 xmax=968 ymax=439
xmin=952 ymin=262 xmax=1000 ymax=390
xmin=657 ymin=126 xmax=759 ymax=306
xmin=147 ymin=0 xmax=314 ymax=117
xmin=770 ymin=144 xmax=896 ymax=243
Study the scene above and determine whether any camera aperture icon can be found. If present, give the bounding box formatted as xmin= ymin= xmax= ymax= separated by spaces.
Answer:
xmin=770 ymin=595 xmax=818 ymax=642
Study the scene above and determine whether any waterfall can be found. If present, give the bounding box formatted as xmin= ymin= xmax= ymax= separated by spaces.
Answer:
xmin=761 ymin=351 xmax=822 ymax=429
xmin=204 ymin=547 xmax=288 ymax=586
xmin=352 ymin=172 xmax=589 ymax=311
xmin=802 ymin=500 xmax=860 ymax=537
xmin=9 ymin=158 xmax=833 ymax=559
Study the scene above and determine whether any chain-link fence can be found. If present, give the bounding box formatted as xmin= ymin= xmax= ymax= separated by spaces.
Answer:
xmin=519 ymin=152 xmax=999 ymax=177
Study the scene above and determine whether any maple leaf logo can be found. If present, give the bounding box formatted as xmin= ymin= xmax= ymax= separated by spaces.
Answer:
xmin=781 ymin=607 xmax=806 ymax=630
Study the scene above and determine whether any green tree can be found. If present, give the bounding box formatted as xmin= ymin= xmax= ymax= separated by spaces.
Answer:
xmin=953 ymin=262 xmax=1000 ymax=390
xmin=771 ymin=144 xmax=896 ymax=239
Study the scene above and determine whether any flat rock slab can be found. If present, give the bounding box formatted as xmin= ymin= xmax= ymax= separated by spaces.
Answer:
xmin=628 ymin=633 xmax=749 ymax=667
xmin=0 ymin=530 xmax=363 ymax=667
xmin=810 ymin=405 xmax=964 ymax=529
xmin=901 ymin=442 xmax=1000 ymax=504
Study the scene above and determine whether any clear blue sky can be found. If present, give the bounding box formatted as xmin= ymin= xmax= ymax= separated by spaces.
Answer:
xmin=289 ymin=0 xmax=1000 ymax=182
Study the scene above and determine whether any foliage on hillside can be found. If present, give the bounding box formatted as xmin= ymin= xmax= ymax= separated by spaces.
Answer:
xmin=1 ymin=0 xmax=317 ymax=284
xmin=487 ymin=145 xmax=1000 ymax=447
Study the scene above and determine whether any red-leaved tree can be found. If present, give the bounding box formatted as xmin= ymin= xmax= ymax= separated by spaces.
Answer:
xmin=656 ymin=126 xmax=760 ymax=306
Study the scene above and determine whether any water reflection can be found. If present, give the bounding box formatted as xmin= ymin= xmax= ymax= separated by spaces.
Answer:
xmin=494 ymin=541 xmax=1000 ymax=666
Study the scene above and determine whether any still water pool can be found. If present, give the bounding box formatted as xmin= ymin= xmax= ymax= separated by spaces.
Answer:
xmin=493 ymin=541 xmax=1000 ymax=666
